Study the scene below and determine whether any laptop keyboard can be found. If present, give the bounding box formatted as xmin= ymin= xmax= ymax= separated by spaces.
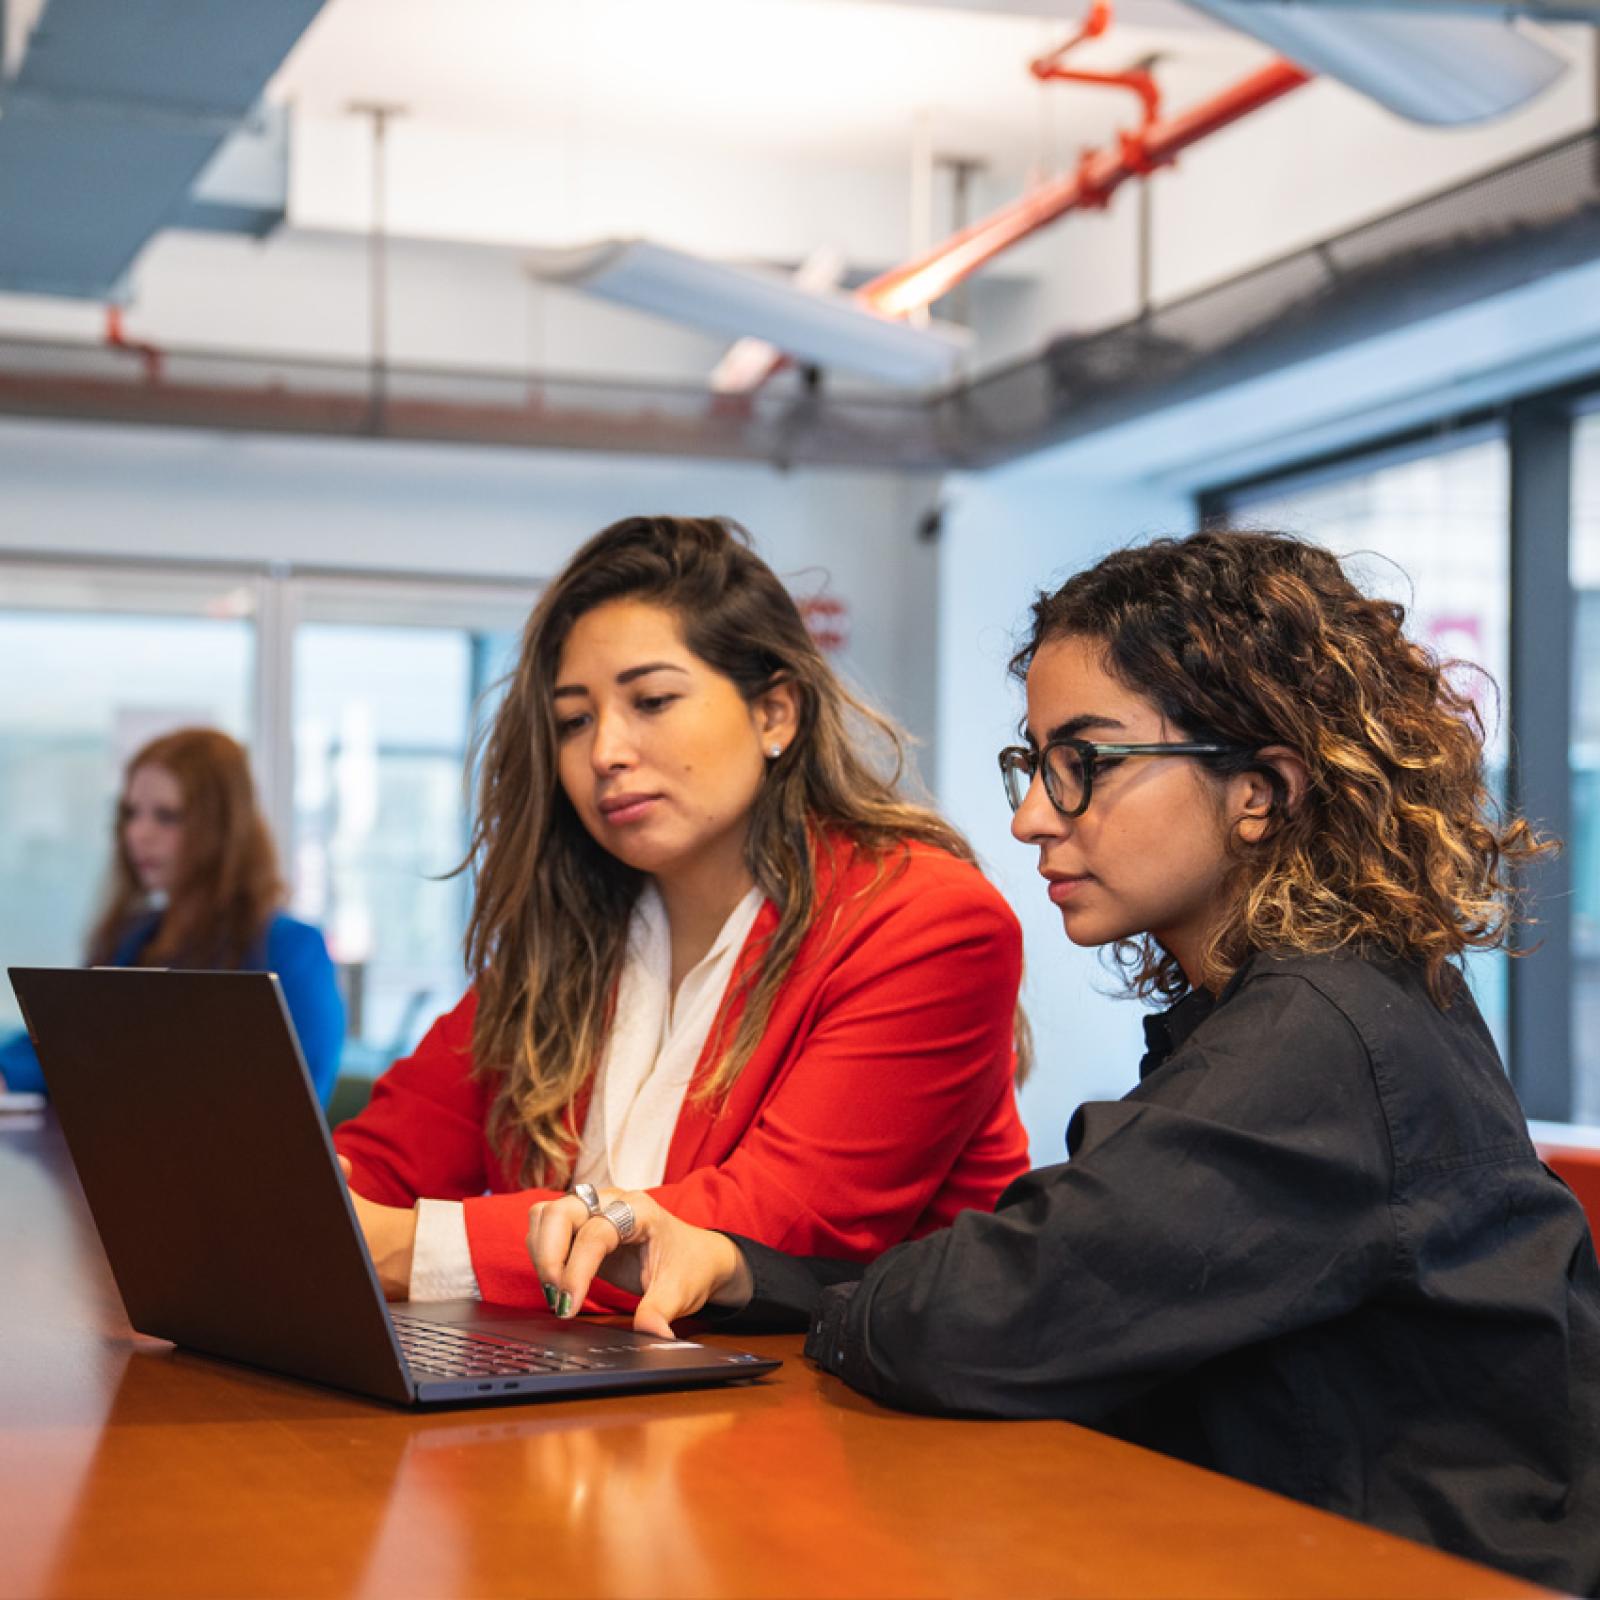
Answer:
xmin=391 ymin=1313 xmax=617 ymax=1378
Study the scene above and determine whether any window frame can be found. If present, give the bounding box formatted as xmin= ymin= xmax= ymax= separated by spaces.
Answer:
xmin=1199 ymin=386 xmax=1596 ymax=1121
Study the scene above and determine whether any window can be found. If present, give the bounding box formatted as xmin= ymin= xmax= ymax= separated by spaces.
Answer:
xmin=1221 ymin=432 xmax=1513 ymax=1057
xmin=0 ymin=565 xmax=256 ymax=1036
xmin=290 ymin=578 xmax=528 ymax=1072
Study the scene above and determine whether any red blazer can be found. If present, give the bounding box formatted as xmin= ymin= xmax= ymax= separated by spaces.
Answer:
xmin=335 ymin=836 xmax=1028 ymax=1305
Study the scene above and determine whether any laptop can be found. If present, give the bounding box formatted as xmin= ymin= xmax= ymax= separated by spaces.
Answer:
xmin=8 ymin=966 xmax=780 ymax=1407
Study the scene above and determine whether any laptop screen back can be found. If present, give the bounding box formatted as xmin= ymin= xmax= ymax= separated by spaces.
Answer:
xmin=10 ymin=968 xmax=413 ymax=1403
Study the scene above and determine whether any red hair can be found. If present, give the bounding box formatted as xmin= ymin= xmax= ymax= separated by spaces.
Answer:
xmin=87 ymin=728 xmax=284 ymax=969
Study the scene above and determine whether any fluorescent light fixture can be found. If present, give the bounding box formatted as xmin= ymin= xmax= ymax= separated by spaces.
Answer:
xmin=711 ymin=242 xmax=847 ymax=394
xmin=1184 ymin=2 xmax=1568 ymax=125
xmin=527 ymin=238 xmax=967 ymax=389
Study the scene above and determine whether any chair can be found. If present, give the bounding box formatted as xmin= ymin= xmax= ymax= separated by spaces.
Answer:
xmin=324 ymin=1072 xmax=375 ymax=1129
xmin=323 ymin=986 xmax=436 ymax=1129
xmin=1537 ymin=1143 xmax=1600 ymax=1241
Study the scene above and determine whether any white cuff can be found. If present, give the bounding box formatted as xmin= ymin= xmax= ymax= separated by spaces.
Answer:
xmin=408 ymin=1199 xmax=481 ymax=1302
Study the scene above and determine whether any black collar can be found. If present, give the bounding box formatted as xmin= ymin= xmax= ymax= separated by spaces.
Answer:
xmin=1137 ymin=957 xmax=1255 ymax=1079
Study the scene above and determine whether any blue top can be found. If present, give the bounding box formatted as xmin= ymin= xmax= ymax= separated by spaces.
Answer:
xmin=0 ymin=911 xmax=345 ymax=1105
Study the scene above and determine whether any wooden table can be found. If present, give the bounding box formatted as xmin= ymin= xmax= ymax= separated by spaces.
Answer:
xmin=0 ymin=1112 xmax=1552 ymax=1600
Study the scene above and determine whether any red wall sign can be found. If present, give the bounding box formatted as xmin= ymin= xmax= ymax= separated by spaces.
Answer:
xmin=798 ymin=593 xmax=851 ymax=656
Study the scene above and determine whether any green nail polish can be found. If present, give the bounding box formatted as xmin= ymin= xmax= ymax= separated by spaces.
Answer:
xmin=542 ymin=1282 xmax=557 ymax=1311
xmin=557 ymin=1290 xmax=573 ymax=1318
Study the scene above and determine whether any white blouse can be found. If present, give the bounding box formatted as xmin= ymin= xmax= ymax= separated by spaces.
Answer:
xmin=408 ymin=883 xmax=766 ymax=1302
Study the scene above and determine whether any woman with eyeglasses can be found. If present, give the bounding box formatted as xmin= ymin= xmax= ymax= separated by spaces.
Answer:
xmin=528 ymin=529 xmax=1600 ymax=1592
xmin=333 ymin=515 xmax=1029 ymax=1308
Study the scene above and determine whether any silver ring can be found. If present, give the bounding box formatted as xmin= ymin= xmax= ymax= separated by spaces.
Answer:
xmin=599 ymin=1198 xmax=637 ymax=1243
xmin=572 ymin=1182 xmax=602 ymax=1219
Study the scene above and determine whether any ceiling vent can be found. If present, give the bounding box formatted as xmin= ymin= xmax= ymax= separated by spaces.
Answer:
xmin=1185 ymin=1 xmax=1568 ymax=124
xmin=0 ymin=0 xmax=327 ymax=298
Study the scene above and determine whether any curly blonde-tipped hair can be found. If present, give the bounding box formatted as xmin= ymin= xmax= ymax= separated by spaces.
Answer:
xmin=468 ymin=515 xmax=1007 ymax=1185
xmin=1010 ymin=528 xmax=1550 ymax=1005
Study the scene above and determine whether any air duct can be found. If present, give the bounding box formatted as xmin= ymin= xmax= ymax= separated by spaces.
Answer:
xmin=0 ymin=0 xmax=327 ymax=298
xmin=1184 ymin=1 xmax=1569 ymax=125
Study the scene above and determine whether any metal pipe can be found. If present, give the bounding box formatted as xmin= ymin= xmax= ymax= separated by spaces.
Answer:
xmin=348 ymin=102 xmax=406 ymax=425
xmin=103 ymin=305 xmax=164 ymax=382
xmin=859 ymin=59 xmax=1311 ymax=322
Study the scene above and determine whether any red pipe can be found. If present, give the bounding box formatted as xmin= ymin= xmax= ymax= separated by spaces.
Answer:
xmin=104 ymin=306 xmax=164 ymax=383
xmin=1031 ymin=62 xmax=1160 ymax=126
xmin=859 ymin=58 xmax=1311 ymax=322
xmin=1029 ymin=2 xmax=1161 ymax=128
xmin=1048 ymin=0 xmax=1111 ymax=53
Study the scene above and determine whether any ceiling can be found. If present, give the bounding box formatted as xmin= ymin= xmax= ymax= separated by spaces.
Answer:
xmin=266 ymin=0 xmax=1263 ymax=194
xmin=0 ymin=0 xmax=1594 ymax=407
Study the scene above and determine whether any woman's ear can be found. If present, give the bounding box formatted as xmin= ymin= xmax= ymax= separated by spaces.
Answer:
xmin=752 ymin=676 xmax=801 ymax=752
xmin=1232 ymin=745 xmax=1309 ymax=845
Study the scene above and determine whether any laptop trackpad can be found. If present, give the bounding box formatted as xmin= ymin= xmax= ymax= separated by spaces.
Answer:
xmin=400 ymin=1298 xmax=562 ymax=1338
xmin=396 ymin=1297 xmax=707 ymax=1357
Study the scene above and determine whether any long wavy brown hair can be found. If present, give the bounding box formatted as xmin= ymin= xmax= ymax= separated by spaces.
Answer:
xmin=469 ymin=515 xmax=998 ymax=1183
xmin=87 ymin=728 xmax=284 ymax=970
xmin=1011 ymin=529 xmax=1550 ymax=1005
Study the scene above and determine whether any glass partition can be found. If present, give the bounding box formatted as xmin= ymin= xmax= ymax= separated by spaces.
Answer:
xmin=0 ymin=564 xmax=256 ymax=1035
xmin=290 ymin=578 xmax=530 ymax=1075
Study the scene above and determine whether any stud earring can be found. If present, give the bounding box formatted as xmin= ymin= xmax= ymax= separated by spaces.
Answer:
xmin=768 ymin=745 xmax=783 ymax=760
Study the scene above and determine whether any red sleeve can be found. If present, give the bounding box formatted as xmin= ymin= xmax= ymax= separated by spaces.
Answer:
xmin=336 ymin=990 xmax=568 ymax=1308
xmin=462 ymin=862 xmax=1025 ymax=1304
xmin=333 ymin=990 xmax=502 ymax=1208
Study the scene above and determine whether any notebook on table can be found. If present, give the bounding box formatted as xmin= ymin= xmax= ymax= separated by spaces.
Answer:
xmin=8 ymin=966 xmax=779 ymax=1407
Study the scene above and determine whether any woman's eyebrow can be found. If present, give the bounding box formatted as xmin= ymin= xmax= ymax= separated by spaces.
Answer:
xmin=552 ymin=661 xmax=690 ymax=699
xmin=1042 ymin=713 xmax=1126 ymax=743
xmin=616 ymin=662 xmax=691 ymax=686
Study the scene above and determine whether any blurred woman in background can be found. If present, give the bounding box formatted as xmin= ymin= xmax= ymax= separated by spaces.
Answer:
xmin=0 ymin=727 xmax=344 ymax=1103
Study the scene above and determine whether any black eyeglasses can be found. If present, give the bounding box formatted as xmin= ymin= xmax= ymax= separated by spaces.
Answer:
xmin=997 ymin=738 xmax=1242 ymax=818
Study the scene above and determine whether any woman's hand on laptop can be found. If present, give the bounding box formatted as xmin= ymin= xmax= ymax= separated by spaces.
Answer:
xmin=527 ymin=1188 xmax=754 ymax=1338
xmin=337 ymin=1155 xmax=416 ymax=1300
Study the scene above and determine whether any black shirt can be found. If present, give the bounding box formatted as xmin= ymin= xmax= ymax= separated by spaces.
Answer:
xmin=724 ymin=952 xmax=1600 ymax=1593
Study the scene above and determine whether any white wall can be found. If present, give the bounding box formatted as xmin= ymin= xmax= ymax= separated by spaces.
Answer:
xmin=0 ymin=418 xmax=944 ymax=766
xmin=936 ymin=467 xmax=1192 ymax=1162
xmin=0 ymin=229 xmax=737 ymax=381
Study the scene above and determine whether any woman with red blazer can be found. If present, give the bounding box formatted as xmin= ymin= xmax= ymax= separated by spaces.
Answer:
xmin=335 ymin=516 xmax=1028 ymax=1308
